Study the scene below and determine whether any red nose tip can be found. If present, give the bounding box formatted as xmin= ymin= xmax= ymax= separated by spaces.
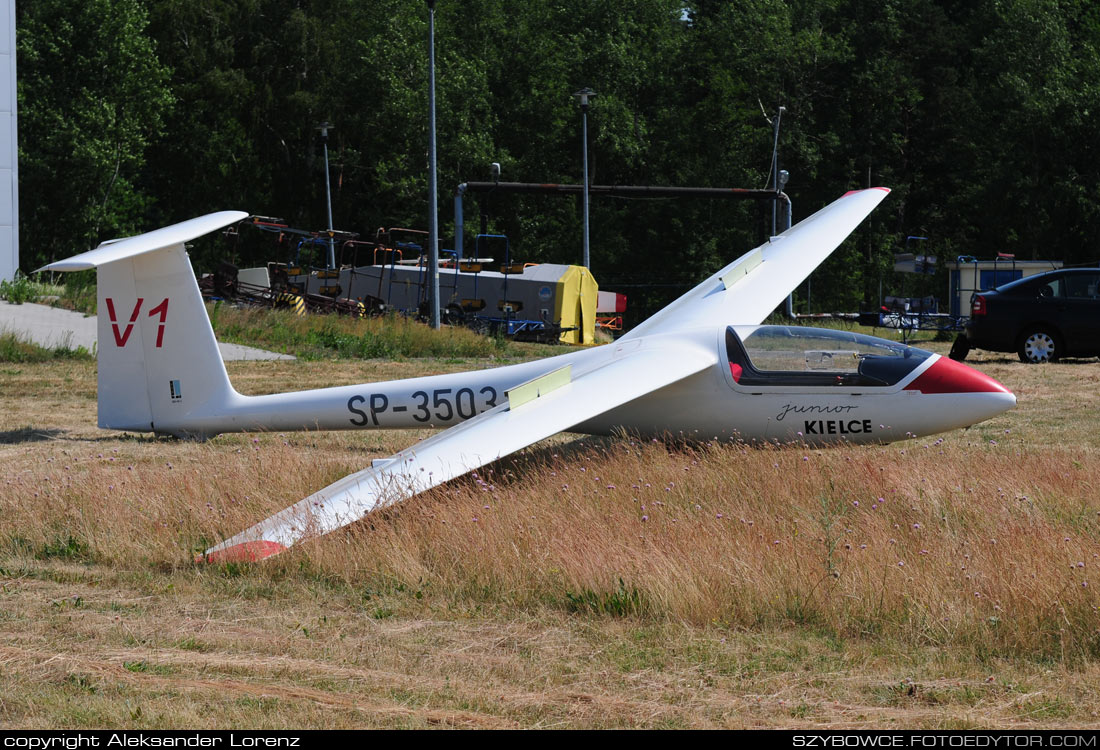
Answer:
xmin=904 ymin=356 xmax=1012 ymax=395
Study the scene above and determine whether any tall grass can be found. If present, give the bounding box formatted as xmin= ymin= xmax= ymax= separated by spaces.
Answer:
xmin=300 ymin=438 xmax=1100 ymax=663
xmin=0 ymin=332 xmax=93 ymax=362
xmin=0 ymin=272 xmax=67 ymax=305
xmin=59 ymin=269 xmax=97 ymax=314
xmin=0 ymin=273 xmax=36 ymax=304
xmin=3 ymin=429 xmax=1097 ymax=663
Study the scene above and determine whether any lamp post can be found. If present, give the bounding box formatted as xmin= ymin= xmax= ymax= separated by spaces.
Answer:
xmin=573 ymin=87 xmax=596 ymax=269
xmin=317 ymin=121 xmax=336 ymax=269
xmin=426 ymin=0 xmax=441 ymax=329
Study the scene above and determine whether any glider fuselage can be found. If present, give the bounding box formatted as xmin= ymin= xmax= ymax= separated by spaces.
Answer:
xmin=163 ymin=324 xmax=1013 ymax=447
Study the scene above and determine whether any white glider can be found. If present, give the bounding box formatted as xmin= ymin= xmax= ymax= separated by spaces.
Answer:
xmin=39 ymin=188 xmax=1016 ymax=562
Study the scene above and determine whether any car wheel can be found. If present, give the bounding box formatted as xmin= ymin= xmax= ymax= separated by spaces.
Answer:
xmin=948 ymin=334 xmax=970 ymax=362
xmin=1017 ymin=327 xmax=1060 ymax=363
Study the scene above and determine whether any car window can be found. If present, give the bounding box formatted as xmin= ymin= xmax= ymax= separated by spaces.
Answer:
xmin=1065 ymin=274 xmax=1100 ymax=299
xmin=1037 ymin=277 xmax=1064 ymax=299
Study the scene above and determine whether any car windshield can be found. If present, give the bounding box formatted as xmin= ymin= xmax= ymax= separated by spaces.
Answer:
xmin=727 ymin=326 xmax=933 ymax=387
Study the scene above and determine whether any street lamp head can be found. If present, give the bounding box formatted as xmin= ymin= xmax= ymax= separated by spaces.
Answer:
xmin=316 ymin=121 xmax=334 ymax=140
xmin=777 ymin=169 xmax=789 ymax=189
xmin=573 ymin=87 xmax=597 ymax=109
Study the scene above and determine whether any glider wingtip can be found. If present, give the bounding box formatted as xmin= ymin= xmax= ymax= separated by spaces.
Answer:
xmin=198 ymin=540 xmax=287 ymax=564
xmin=36 ymin=261 xmax=94 ymax=273
xmin=841 ymin=186 xmax=892 ymax=199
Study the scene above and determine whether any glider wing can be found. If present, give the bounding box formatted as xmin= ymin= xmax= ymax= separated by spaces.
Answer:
xmin=623 ymin=188 xmax=890 ymax=339
xmin=203 ymin=340 xmax=716 ymax=562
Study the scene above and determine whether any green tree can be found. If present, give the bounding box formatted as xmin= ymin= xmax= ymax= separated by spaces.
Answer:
xmin=18 ymin=0 xmax=172 ymax=268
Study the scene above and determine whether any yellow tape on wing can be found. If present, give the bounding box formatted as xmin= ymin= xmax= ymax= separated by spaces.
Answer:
xmin=506 ymin=365 xmax=572 ymax=410
xmin=719 ymin=247 xmax=764 ymax=290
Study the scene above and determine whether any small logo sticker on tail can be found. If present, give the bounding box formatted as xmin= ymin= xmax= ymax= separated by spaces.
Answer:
xmin=170 ymin=380 xmax=182 ymax=402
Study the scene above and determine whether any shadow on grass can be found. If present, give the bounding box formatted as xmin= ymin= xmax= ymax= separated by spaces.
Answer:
xmin=0 ymin=427 xmax=66 ymax=444
xmin=0 ymin=427 xmax=171 ymax=445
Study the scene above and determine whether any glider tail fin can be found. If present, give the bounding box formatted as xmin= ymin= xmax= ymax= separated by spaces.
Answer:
xmin=39 ymin=212 xmax=248 ymax=435
xmin=92 ymin=243 xmax=233 ymax=434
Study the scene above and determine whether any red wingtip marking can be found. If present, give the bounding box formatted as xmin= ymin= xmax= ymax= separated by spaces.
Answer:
xmin=904 ymin=356 xmax=1012 ymax=395
xmin=199 ymin=540 xmax=286 ymax=564
xmin=842 ymin=186 xmax=892 ymax=198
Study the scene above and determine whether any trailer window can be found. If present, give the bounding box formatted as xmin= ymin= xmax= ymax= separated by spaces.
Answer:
xmin=726 ymin=326 xmax=932 ymax=387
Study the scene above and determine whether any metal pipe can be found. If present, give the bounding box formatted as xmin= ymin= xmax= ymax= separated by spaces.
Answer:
xmin=770 ymin=106 xmax=785 ymax=237
xmin=454 ymin=186 xmax=464 ymax=262
xmin=779 ymin=190 xmax=796 ymax=319
xmin=318 ymin=122 xmax=336 ymax=269
xmin=456 ymin=182 xmax=782 ymax=199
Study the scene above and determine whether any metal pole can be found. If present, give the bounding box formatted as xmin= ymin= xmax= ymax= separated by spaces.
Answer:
xmin=454 ymin=188 xmax=464 ymax=262
xmin=574 ymin=88 xmax=596 ymax=269
xmin=770 ymin=106 xmax=785 ymax=237
xmin=581 ymin=104 xmax=590 ymax=269
xmin=783 ymin=189 xmax=796 ymax=320
xmin=318 ymin=122 xmax=336 ymax=269
xmin=427 ymin=0 xmax=440 ymax=329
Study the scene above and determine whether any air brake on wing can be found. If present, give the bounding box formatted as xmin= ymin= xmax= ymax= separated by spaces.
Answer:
xmin=505 ymin=365 xmax=573 ymax=409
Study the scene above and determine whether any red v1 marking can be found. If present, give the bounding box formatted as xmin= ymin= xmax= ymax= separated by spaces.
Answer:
xmin=148 ymin=298 xmax=169 ymax=348
xmin=105 ymin=298 xmax=143 ymax=347
xmin=105 ymin=298 xmax=169 ymax=348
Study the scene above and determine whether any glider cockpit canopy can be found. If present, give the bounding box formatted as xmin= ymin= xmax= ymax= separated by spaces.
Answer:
xmin=725 ymin=325 xmax=932 ymax=388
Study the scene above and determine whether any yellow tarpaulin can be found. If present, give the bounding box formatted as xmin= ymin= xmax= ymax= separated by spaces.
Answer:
xmin=554 ymin=265 xmax=598 ymax=344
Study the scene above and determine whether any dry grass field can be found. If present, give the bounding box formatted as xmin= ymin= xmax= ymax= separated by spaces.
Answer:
xmin=1 ymin=333 xmax=1100 ymax=729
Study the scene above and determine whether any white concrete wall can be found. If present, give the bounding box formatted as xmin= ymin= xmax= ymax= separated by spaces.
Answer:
xmin=0 ymin=0 xmax=16 ymax=282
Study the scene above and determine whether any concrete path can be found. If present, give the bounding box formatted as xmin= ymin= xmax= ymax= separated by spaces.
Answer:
xmin=0 ymin=301 xmax=295 ymax=361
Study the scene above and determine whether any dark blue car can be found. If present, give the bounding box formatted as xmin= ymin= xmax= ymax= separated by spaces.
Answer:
xmin=954 ymin=269 xmax=1100 ymax=363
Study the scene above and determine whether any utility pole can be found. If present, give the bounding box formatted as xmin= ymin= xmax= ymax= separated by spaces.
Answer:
xmin=426 ymin=0 xmax=441 ymax=328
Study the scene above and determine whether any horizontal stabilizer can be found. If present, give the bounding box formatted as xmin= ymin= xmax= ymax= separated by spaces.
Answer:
xmin=37 ymin=211 xmax=248 ymax=272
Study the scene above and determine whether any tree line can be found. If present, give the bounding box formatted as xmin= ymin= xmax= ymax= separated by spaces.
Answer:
xmin=17 ymin=0 xmax=1100 ymax=316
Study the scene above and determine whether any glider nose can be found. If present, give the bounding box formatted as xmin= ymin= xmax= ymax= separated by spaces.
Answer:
xmin=906 ymin=355 xmax=1012 ymax=396
xmin=905 ymin=355 xmax=1016 ymax=420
